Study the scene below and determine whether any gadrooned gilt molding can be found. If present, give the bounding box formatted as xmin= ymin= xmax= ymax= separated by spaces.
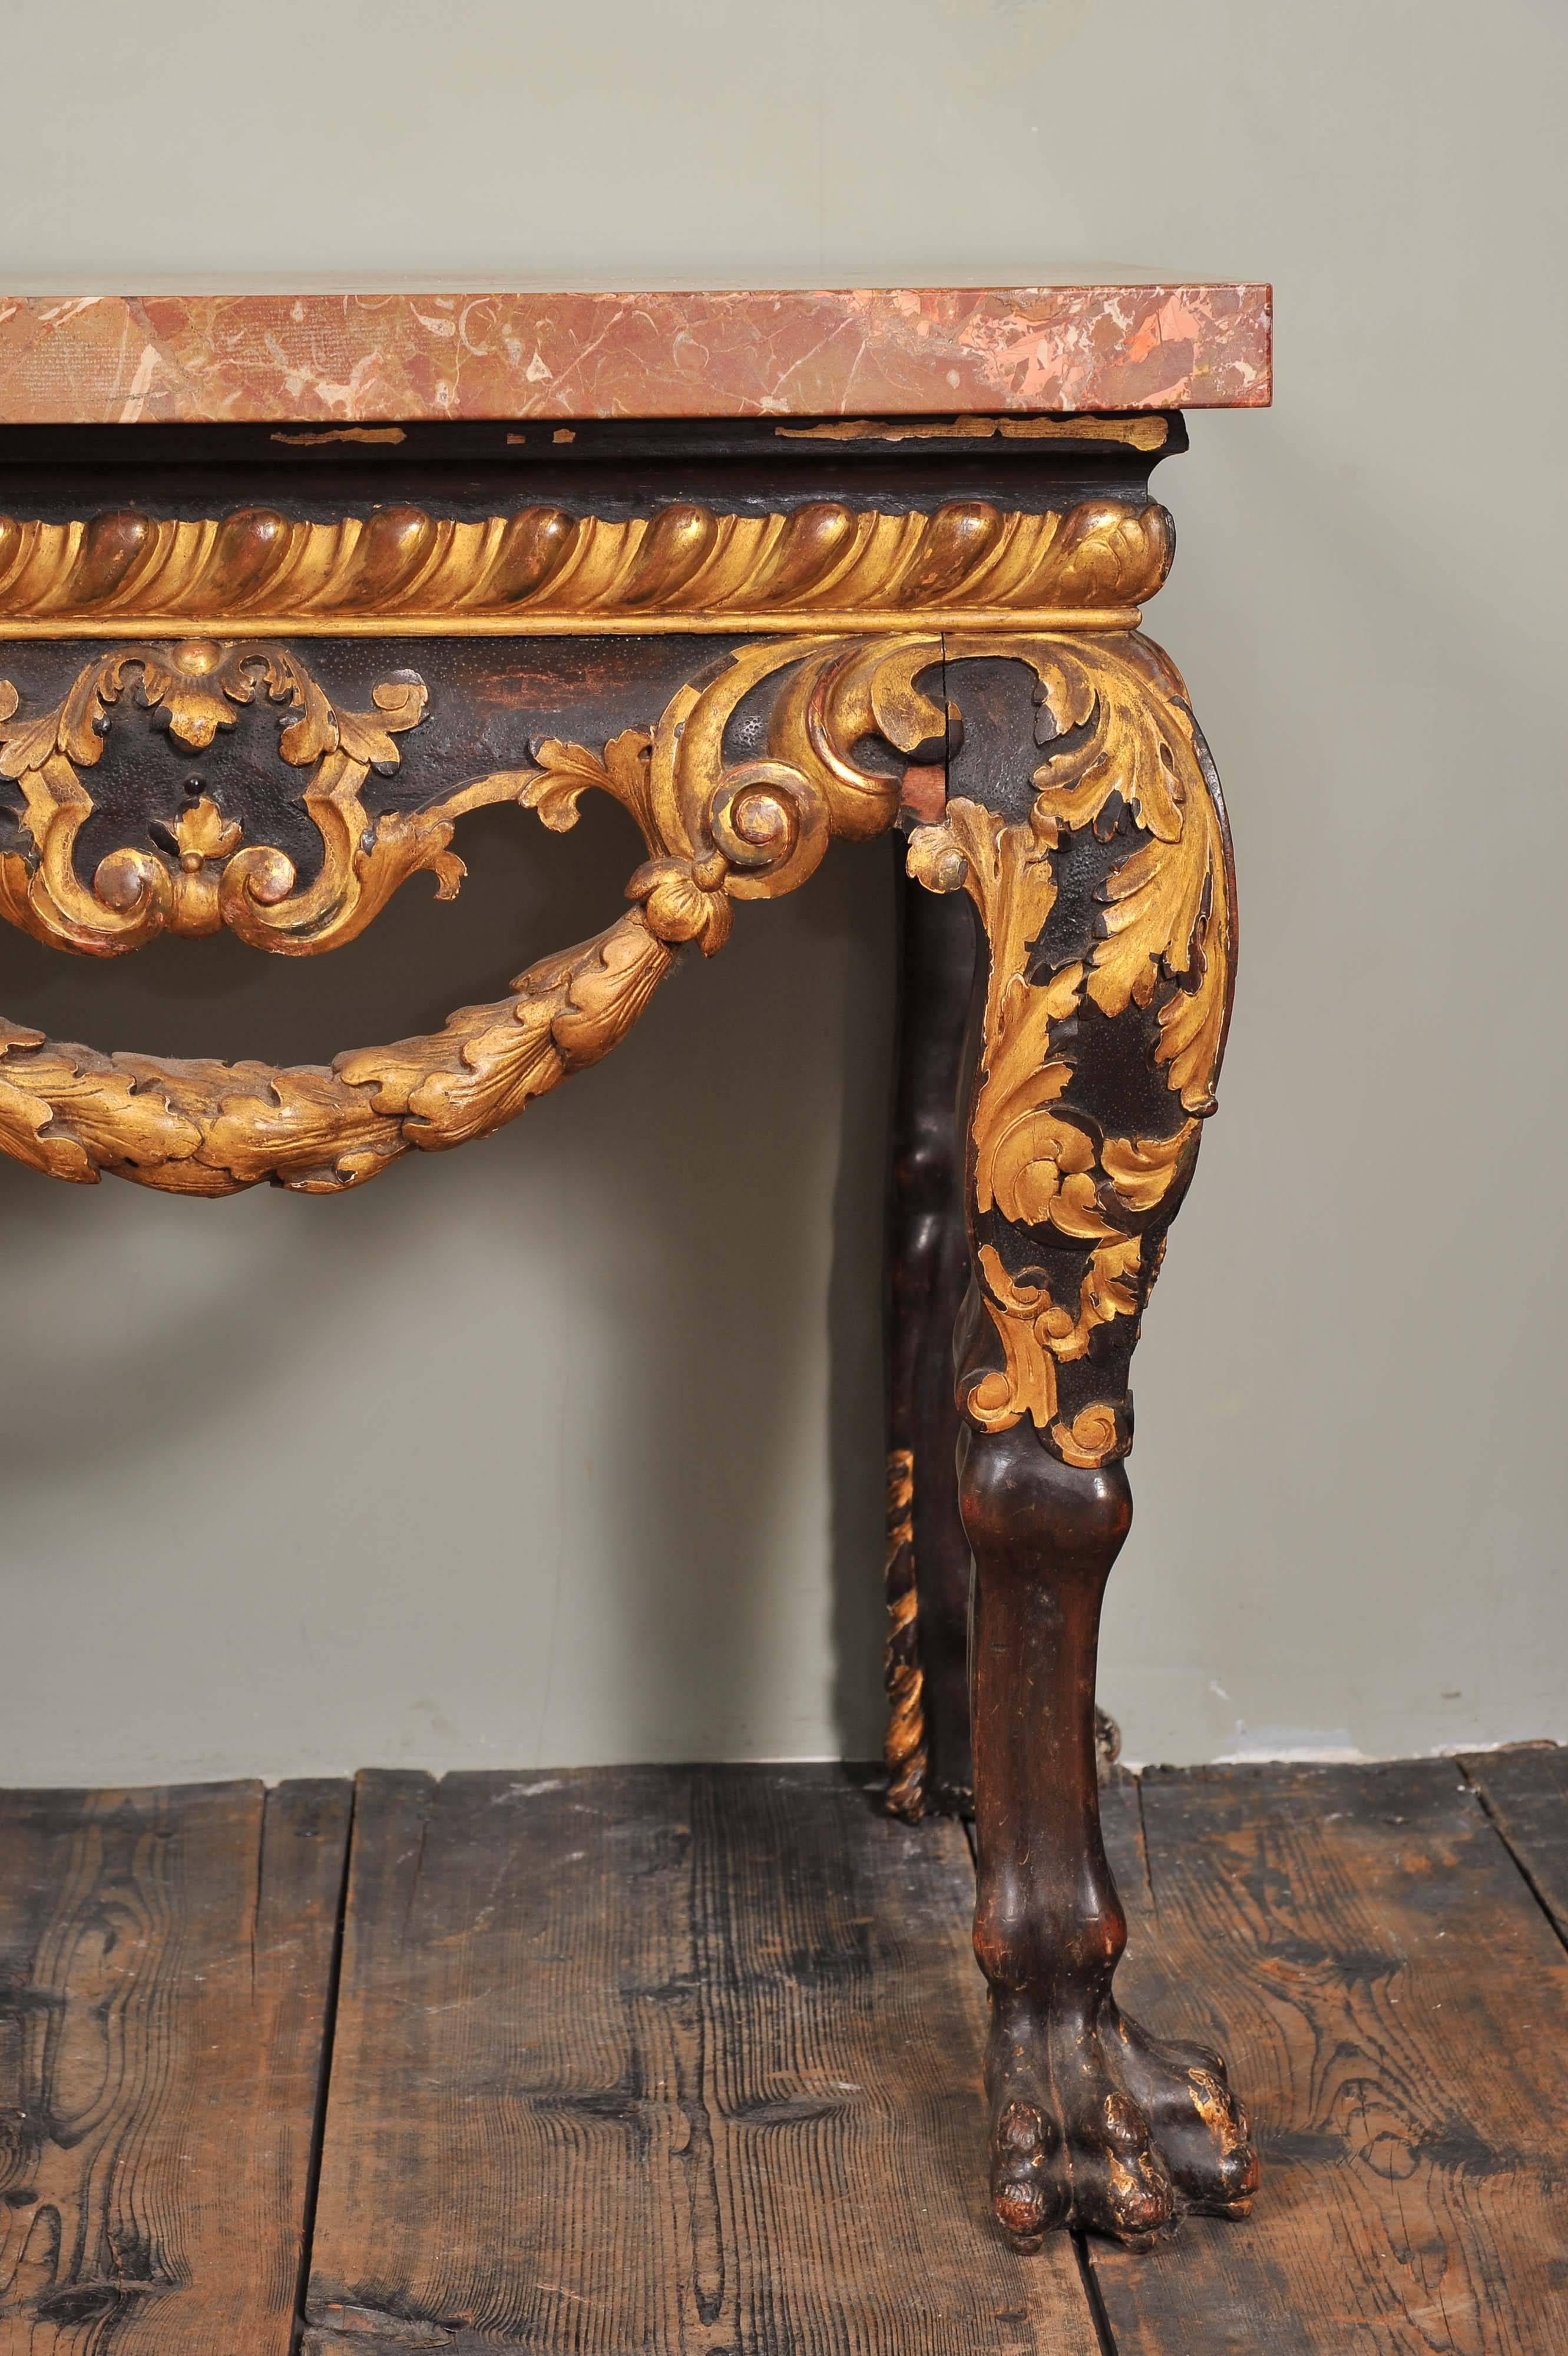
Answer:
xmin=0 ymin=634 xmax=946 ymax=1196
xmin=0 ymin=498 xmax=1170 ymax=636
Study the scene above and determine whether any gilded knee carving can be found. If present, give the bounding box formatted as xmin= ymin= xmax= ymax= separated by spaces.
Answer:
xmin=909 ymin=628 xmax=1236 ymax=1468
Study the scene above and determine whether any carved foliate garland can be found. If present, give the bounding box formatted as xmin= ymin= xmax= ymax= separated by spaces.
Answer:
xmin=0 ymin=499 xmax=1170 ymax=634
xmin=908 ymin=632 xmax=1233 ymax=1471
xmin=0 ymin=635 xmax=944 ymax=1196
xmin=0 ymin=607 xmax=1229 ymax=1396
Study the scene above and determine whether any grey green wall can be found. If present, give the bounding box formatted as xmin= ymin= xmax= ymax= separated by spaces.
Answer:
xmin=1 ymin=0 xmax=1564 ymax=1781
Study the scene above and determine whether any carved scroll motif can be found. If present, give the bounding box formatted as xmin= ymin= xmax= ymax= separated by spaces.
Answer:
xmin=0 ymin=500 xmax=1172 ymax=635
xmin=0 ymin=638 xmax=553 ymax=958
xmin=0 ymin=636 xmax=944 ymax=1196
xmin=907 ymin=632 xmax=1234 ymax=1470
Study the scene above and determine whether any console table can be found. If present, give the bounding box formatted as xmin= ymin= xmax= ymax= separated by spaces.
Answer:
xmin=0 ymin=282 xmax=1271 ymax=2251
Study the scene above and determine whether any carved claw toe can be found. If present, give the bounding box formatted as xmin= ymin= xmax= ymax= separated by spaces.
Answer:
xmin=1176 ymin=2059 xmax=1259 ymax=2218
xmin=1074 ymin=2090 xmax=1179 ymax=2248
xmin=990 ymin=2099 xmax=1069 ymax=2245
xmin=1108 ymin=2013 xmax=1260 ymax=2219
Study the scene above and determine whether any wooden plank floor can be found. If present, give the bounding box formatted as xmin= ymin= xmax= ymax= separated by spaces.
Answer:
xmin=2 ymin=1753 xmax=1566 ymax=2354
xmin=302 ymin=1766 xmax=1092 ymax=2356
xmin=0 ymin=1779 xmax=350 ymax=2355
xmin=1094 ymin=1760 xmax=1568 ymax=2354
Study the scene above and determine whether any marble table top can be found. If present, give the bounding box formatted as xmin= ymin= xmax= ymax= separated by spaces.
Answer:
xmin=0 ymin=286 xmax=1269 ymax=426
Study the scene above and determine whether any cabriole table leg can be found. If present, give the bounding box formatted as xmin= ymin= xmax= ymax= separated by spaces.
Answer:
xmin=908 ymin=626 xmax=1261 ymax=2247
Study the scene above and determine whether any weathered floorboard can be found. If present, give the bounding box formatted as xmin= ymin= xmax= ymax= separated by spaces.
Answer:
xmin=13 ymin=1755 xmax=1563 ymax=2350
xmin=1091 ymin=1761 xmax=1568 ymax=2355
xmin=0 ymin=1776 xmax=350 ymax=2355
xmin=305 ymin=1763 xmax=1096 ymax=2356
xmin=1461 ymin=1746 xmax=1568 ymax=1946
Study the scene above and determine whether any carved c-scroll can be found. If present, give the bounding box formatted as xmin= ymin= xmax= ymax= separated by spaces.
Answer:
xmin=0 ymin=636 xmax=944 ymax=1196
xmin=0 ymin=639 xmax=560 ymax=958
xmin=907 ymin=630 xmax=1235 ymax=1469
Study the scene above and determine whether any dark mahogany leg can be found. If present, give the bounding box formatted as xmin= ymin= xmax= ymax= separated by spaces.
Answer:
xmin=909 ymin=629 xmax=1260 ymax=2246
xmin=883 ymin=856 xmax=977 ymax=1818
xmin=964 ymin=1425 xmax=1255 ymax=2243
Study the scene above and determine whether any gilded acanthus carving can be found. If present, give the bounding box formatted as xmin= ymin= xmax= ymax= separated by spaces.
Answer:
xmin=908 ymin=631 xmax=1233 ymax=1468
xmin=0 ymin=636 xmax=943 ymax=1196
xmin=0 ymin=500 xmax=1170 ymax=635
xmin=0 ymin=639 xmax=555 ymax=957
xmin=0 ymin=624 xmax=1226 ymax=1259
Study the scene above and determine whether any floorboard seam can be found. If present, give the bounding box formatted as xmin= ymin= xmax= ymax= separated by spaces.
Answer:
xmin=962 ymin=1775 xmax=1132 ymax=2347
xmin=1130 ymin=1774 xmax=1157 ymax=1925
xmin=1083 ymin=1782 xmax=1145 ymax=2351
xmin=1072 ymin=2231 xmax=1120 ymax=2355
xmin=252 ymin=1788 xmax=269 ymax=1999
xmin=291 ymin=1778 xmax=359 ymax=2356
xmin=1456 ymin=1759 xmax=1568 ymax=1957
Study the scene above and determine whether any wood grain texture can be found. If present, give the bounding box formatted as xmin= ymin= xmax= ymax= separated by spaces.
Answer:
xmin=1461 ymin=1746 xmax=1568 ymax=1944
xmin=1090 ymin=1761 xmax=1568 ymax=2354
xmin=0 ymin=1776 xmax=350 ymax=2355
xmin=305 ymin=1765 xmax=1097 ymax=2355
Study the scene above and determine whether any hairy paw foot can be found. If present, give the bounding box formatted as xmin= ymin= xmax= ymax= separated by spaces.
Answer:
xmin=985 ymin=1990 xmax=1257 ymax=2249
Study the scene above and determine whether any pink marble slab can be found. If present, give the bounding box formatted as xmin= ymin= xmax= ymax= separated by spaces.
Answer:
xmin=0 ymin=287 xmax=1269 ymax=426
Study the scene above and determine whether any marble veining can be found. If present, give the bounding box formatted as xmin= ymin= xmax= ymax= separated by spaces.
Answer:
xmin=0 ymin=285 xmax=1271 ymax=425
